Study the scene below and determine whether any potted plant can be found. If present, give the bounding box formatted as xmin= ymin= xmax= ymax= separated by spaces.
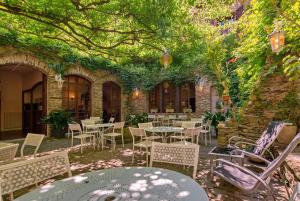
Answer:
xmin=204 ymin=111 xmax=226 ymax=136
xmin=42 ymin=110 xmax=72 ymax=138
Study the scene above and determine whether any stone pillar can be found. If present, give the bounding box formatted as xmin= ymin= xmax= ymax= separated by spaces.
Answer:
xmin=92 ymin=80 xmax=102 ymax=117
xmin=128 ymin=90 xmax=149 ymax=114
xmin=195 ymin=83 xmax=211 ymax=115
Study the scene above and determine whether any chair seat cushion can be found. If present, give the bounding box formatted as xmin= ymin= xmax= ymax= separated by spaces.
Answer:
xmin=104 ymin=133 xmax=122 ymax=137
xmin=134 ymin=140 xmax=152 ymax=148
xmin=214 ymin=162 xmax=259 ymax=191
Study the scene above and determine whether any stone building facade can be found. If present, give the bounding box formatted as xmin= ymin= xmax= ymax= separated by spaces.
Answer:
xmin=0 ymin=47 xmax=217 ymax=137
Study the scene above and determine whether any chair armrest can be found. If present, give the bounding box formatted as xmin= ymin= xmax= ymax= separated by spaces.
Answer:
xmin=215 ymin=159 xmax=270 ymax=187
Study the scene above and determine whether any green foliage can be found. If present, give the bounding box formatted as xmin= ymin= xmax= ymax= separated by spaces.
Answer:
xmin=125 ymin=113 xmax=148 ymax=126
xmin=275 ymin=90 xmax=300 ymax=124
xmin=42 ymin=110 xmax=73 ymax=138
xmin=204 ymin=111 xmax=226 ymax=128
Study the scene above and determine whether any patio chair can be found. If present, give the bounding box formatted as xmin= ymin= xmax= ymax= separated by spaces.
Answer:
xmin=138 ymin=122 xmax=162 ymax=141
xmin=170 ymin=127 xmax=202 ymax=144
xmin=68 ymin=123 xmax=95 ymax=154
xmin=103 ymin=122 xmax=125 ymax=150
xmin=81 ymin=119 xmax=96 ymax=132
xmin=200 ymin=120 xmax=212 ymax=146
xmin=129 ymin=127 xmax=152 ymax=166
xmin=150 ymin=142 xmax=199 ymax=179
xmin=182 ymin=121 xmax=196 ymax=129
xmin=228 ymin=121 xmax=285 ymax=166
xmin=166 ymin=108 xmax=174 ymax=113
xmin=0 ymin=143 xmax=19 ymax=164
xmin=0 ymin=151 xmax=72 ymax=200
xmin=213 ymin=133 xmax=300 ymax=200
xmin=20 ymin=133 xmax=44 ymax=158
xmin=178 ymin=114 xmax=188 ymax=120
xmin=108 ymin=117 xmax=115 ymax=123
xmin=89 ymin=116 xmax=102 ymax=124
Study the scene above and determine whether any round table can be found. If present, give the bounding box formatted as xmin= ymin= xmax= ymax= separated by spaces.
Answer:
xmin=145 ymin=126 xmax=184 ymax=142
xmin=16 ymin=167 xmax=209 ymax=201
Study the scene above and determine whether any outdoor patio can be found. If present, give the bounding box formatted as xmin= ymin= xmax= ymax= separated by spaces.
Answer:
xmin=0 ymin=0 xmax=299 ymax=200
xmin=2 ymin=133 xmax=298 ymax=201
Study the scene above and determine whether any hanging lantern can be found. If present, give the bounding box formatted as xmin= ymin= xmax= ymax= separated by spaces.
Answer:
xmin=160 ymin=50 xmax=173 ymax=68
xmin=54 ymin=74 xmax=64 ymax=88
xmin=268 ymin=21 xmax=285 ymax=54
xmin=133 ymin=87 xmax=140 ymax=98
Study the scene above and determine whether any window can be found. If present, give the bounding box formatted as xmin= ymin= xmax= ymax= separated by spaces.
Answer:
xmin=62 ymin=76 xmax=91 ymax=120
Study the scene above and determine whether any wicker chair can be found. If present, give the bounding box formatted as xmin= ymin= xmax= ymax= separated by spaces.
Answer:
xmin=150 ymin=142 xmax=200 ymax=179
xmin=0 ymin=143 xmax=19 ymax=164
xmin=170 ymin=127 xmax=202 ymax=144
xmin=21 ymin=133 xmax=44 ymax=158
xmin=68 ymin=123 xmax=95 ymax=154
xmin=129 ymin=127 xmax=152 ymax=166
xmin=0 ymin=151 xmax=72 ymax=200
xmin=103 ymin=122 xmax=125 ymax=150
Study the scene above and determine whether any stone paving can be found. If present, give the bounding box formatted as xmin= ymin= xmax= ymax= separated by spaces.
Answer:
xmin=6 ymin=136 xmax=300 ymax=201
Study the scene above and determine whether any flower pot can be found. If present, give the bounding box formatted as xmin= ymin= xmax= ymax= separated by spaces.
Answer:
xmin=222 ymin=95 xmax=230 ymax=102
xmin=277 ymin=125 xmax=297 ymax=145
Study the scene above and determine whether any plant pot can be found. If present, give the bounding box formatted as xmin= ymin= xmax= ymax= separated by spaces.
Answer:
xmin=222 ymin=95 xmax=230 ymax=102
xmin=277 ymin=125 xmax=297 ymax=145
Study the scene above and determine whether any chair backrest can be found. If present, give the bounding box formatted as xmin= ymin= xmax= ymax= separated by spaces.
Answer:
xmin=89 ymin=117 xmax=102 ymax=123
xmin=168 ymin=114 xmax=177 ymax=119
xmin=182 ymin=121 xmax=196 ymax=129
xmin=178 ymin=114 xmax=188 ymax=119
xmin=150 ymin=142 xmax=199 ymax=178
xmin=81 ymin=119 xmax=95 ymax=131
xmin=261 ymin=133 xmax=300 ymax=180
xmin=68 ymin=123 xmax=82 ymax=134
xmin=166 ymin=108 xmax=174 ymax=113
xmin=129 ymin=127 xmax=147 ymax=144
xmin=148 ymin=114 xmax=156 ymax=119
xmin=172 ymin=121 xmax=183 ymax=127
xmin=150 ymin=108 xmax=158 ymax=113
xmin=113 ymin=122 xmax=125 ymax=131
xmin=185 ymin=127 xmax=202 ymax=137
xmin=138 ymin=122 xmax=153 ymax=129
xmin=0 ymin=143 xmax=19 ymax=164
xmin=253 ymin=121 xmax=285 ymax=155
xmin=0 ymin=151 xmax=72 ymax=199
xmin=191 ymin=118 xmax=202 ymax=122
xmin=109 ymin=117 xmax=115 ymax=123
xmin=21 ymin=134 xmax=45 ymax=157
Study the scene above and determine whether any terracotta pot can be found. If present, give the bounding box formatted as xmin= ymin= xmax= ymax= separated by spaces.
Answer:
xmin=222 ymin=95 xmax=230 ymax=101
xmin=277 ymin=125 xmax=298 ymax=145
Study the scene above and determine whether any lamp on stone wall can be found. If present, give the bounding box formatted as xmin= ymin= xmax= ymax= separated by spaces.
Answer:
xmin=269 ymin=21 xmax=285 ymax=54
xmin=133 ymin=87 xmax=140 ymax=98
xmin=55 ymin=74 xmax=64 ymax=88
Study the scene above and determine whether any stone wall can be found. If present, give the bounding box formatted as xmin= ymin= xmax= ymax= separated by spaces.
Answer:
xmin=128 ymin=90 xmax=149 ymax=114
xmin=219 ymin=70 xmax=300 ymax=143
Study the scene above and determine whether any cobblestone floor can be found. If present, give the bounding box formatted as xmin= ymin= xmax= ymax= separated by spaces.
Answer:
xmin=6 ymin=136 xmax=299 ymax=201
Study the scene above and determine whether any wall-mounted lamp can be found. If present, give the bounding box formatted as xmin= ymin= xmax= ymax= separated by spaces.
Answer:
xmin=269 ymin=21 xmax=285 ymax=54
xmin=196 ymin=75 xmax=208 ymax=92
xmin=133 ymin=87 xmax=140 ymax=98
xmin=55 ymin=74 xmax=64 ymax=88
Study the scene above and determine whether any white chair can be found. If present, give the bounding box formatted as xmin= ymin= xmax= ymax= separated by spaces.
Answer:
xmin=0 ymin=151 xmax=72 ymax=200
xmin=200 ymin=120 xmax=212 ymax=146
xmin=138 ymin=122 xmax=162 ymax=141
xmin=68 ymin=123 xmax=95 ymax=154
xmin=89 ymin=116 xmax=102 ymax=124
xmin=81 ymin=119 xmax=95 ymax=132
xmin=21 ymin=133 xmax=44 ymax=158
xmin=191 ymin=118 xmax=204 ymax=127
xmin=178 ymin=114 xmax=188 ymax=120
xmin=129 ymin=127 xmax=152 ymax=166
xmin=150 ymin=142 xmax=200 ymax=179
xmin=182 ymin=121 xmax=196 ymax=129
xmin=108 ymin=117 xmax=115 ymax=123
xmin=166 ymin=108 xmax=174 ymax=113
xmin=170 ymin=127 xmax=202 ymax=144
xmin=103 ymin=122 xmax=125 ymax=150
xmin=0 ymin=143 xmax=19 ymax=164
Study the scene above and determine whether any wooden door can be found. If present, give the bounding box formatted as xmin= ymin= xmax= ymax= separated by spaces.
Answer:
xmin=103 ymin=82 xmax=121 ymax=122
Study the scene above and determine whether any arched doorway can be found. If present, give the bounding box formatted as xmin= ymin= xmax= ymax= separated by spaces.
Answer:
xmin=103 ymin=81 xmax=121 ymax=122
xmin=0 ymin=64 xmax=46 ymax=139
xmin=62 ymin=75 xmax=91 ymax=121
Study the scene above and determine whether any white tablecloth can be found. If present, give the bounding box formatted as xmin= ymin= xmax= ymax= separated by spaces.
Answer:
xmin=16 ymin=167 xmax=209 ymax=201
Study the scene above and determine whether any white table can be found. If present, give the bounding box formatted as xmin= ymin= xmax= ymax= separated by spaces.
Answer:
xmin=16 ymin=167 xmax=209 ymax=201
xmin=145 ymin=126 xmax=184 ymax=142
xmin=85 ymin=123 xmax=114 ymax=149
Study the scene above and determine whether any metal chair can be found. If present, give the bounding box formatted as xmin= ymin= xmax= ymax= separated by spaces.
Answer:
xmin=103 ymin=122 xmax=125 ymax=150
xmin=138 ymin=122 xmax=162 ymax=141
xmin=129 ymin=127 xmax=152 ymax=166
xmin=200 ymin=120 xmax=212 ymax=146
